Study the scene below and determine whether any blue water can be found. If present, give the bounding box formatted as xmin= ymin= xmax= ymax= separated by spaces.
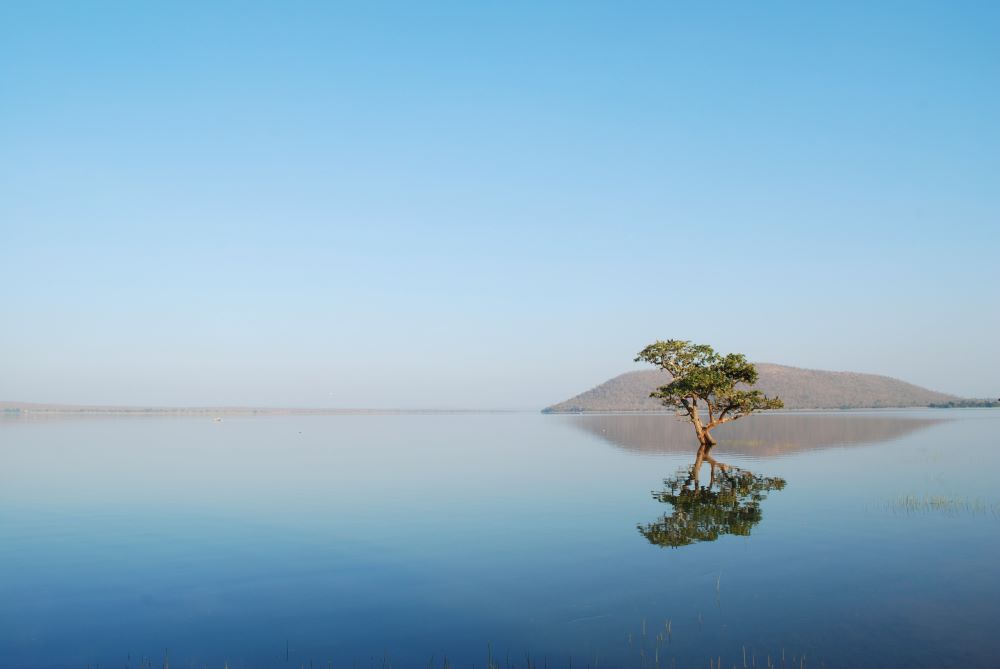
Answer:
xmin=1 ymin=410 xmax=998 ymax=668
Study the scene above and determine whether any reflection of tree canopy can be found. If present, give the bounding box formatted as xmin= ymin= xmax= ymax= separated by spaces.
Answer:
xmin=639 ymin=465 xmax=786 ymax=548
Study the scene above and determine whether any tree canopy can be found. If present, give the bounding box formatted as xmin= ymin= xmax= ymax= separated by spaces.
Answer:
xmin=635 ymin=340 xmax=783 ymax=450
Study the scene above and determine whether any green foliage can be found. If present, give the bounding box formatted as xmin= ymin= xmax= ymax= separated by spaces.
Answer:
xmin=928 ymin=399 xmax=1000 ymax=408
xmin=639 ymin=467 xmax=786 ymax=548
xmin=635 ymin=340 xmax=783 ymax=429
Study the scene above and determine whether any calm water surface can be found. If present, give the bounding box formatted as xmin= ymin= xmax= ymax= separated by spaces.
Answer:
xmin=1 ymin=410 xmax=998 ymax=668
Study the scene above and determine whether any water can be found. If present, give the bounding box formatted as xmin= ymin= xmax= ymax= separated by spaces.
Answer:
xmin=1 ymin=410 xmax=998 ymax=668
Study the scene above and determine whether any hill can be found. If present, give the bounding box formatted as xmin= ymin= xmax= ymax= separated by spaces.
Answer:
xmin=543 ymin=363 xmax=961 ymax=412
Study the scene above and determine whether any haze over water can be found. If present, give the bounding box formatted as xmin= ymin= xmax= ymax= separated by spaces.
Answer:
xmin=2 ymin=410 xmax=998 ymax=668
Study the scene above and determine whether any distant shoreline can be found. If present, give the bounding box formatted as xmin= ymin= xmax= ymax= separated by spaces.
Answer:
xmin=541 ymin=403 xmax=998 ymax=414
xmin=1 ymin=403 xmax=995 ymax=418
xmin=0 ymin=403 xmax=524 ymax=416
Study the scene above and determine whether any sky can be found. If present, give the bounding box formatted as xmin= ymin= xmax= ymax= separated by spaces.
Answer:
xmin=1 ymin=1 xmax=998 ymax=409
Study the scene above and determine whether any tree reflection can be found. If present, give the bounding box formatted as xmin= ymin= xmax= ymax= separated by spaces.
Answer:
xmin=639 ymin=459 xmax=786 ymax=548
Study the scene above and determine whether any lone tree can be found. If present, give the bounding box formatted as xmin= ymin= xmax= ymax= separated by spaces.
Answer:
xmin=635 ymin=340 xmax=783 ymax=472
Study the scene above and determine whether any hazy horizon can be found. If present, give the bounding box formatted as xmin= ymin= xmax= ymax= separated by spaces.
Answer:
xmin=3 ymin=3 xmax=998 ymax=409
xmin=0 ymin=359 xmax=980 ymax=411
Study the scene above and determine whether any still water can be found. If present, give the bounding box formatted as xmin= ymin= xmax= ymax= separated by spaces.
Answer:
xmin=1 ymin=410 xmax=998 ymax=668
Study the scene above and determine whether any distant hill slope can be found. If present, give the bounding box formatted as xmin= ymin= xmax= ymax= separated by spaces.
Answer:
xmin=544 ymin=363 xmax=961 ymax=412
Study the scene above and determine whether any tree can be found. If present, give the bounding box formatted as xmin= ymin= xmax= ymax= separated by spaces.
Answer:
xmin=635 ymin=340 xmax=783 ymax=473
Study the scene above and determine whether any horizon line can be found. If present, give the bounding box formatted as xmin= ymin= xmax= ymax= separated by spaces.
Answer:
xmin=0 ymin=401 xmax=533 ymax=415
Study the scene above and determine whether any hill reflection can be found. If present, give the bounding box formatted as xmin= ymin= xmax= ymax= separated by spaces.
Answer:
xmin=568 ymin=413 xmax=944 ymax=457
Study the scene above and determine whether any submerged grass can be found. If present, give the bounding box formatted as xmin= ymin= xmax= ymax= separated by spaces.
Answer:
xmin=88 ymin=637 xmax=826 ymax=669
xmin=91 ymin=581 xmax=821 ymax=669
xmin=883 ymin=495 xmax=1000 ymax=518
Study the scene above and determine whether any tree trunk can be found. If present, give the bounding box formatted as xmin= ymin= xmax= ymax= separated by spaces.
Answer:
xmin=697 ymin=429 xmax=717 ymax=452
xmin=695 ymin=429 xmax=726 ymax=484
xmin=688 ymin=411 xmax=716 ymax=452
xmin=686 ymin=407 xmax=721 ymax=480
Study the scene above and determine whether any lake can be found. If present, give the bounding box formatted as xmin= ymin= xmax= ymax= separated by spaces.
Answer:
xmin=2 ymin=410 xmax=998 ymax=668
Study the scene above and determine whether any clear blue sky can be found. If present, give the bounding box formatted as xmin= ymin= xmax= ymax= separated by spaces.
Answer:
xmin=2 ymin=2 xmax=998 ymax=408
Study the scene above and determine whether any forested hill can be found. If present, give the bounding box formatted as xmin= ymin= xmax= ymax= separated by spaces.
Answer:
xmin=543 ymin=363 xmax=961 ymax=412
